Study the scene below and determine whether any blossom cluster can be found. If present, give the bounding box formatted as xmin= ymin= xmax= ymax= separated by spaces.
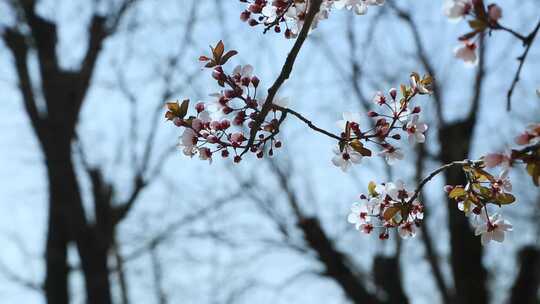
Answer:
xmin=166 ymin=41 xmax=284 ymax=163
xmin=443 ymin=0 xmax=503 ymax=65
xmin=445 ymin=163 xmax=514 ymax=245
xmin=331 ymin=73 xmax=431 ymax=171
xmin=239 ymin=0 xmax=384 ymax=38
xmin=483 ymin=123 xmax=540 ymax=185
xmin=348 ymin=181 xmax=424 ymax=240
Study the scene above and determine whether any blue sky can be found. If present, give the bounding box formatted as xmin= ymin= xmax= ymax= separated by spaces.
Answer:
xmin=0 ymin=0 xmax=539 ymax=303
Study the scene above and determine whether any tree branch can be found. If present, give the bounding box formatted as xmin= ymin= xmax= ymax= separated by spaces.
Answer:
xmin=242 ymin=0 xmax=323 ymax=156
xmin=506 ymin=19 xmax=540 ymax=111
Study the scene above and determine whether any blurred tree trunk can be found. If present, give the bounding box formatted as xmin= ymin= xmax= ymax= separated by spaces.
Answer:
xmin=2 ymin=1 xmax=129 ymax=302
xmin=439 ymin=120 xmax=488 ymax=304
xmin=509 ymin=246 xmax=540 ymax=304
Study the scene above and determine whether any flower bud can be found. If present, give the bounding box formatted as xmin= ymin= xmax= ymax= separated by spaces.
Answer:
xmin=207 ymin=135 xmax=219 ymax=144
xmin=487 ymin=4 xmax=502 ymax=22
xmin=389 ymin=88 xmax=397 ymax=100
xmin=248 ymin=4 xmax=262 ymax=13
xmin=367 ymin=111 xmax=378 ymax=117
xmin=251 ymin=76 xmax=260 ymax=88
xmin=240 ymin=10 xmax=251 ymax=22
xmin=195 ymin=102 xmax=205 ymax=113
xmin=412 ymin=106 xmax=421 ymax=114
xmin=234 ymin=155 xmax=242 ymax=163
xmin=221 ymin=149 xmax=229 ymax=158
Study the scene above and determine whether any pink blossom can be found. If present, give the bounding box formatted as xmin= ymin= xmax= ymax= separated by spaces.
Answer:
xmin=454 ymin=41 xmax=478 ymax=66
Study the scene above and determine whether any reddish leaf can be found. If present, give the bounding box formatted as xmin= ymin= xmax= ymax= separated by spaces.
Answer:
xmin=220 ymin=50 xmax=238 ymax=65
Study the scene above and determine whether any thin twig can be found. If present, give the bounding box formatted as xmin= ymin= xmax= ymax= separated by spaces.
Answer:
xmin=506 ymin=19 xmax=540 ymax=111
xmin=408 ymin=160 xmax=483 ymax=204
xmin=274 ymin=105 xmax=342 ymax=141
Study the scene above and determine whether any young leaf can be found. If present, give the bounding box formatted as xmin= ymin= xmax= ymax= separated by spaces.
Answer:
xmin=383 ymin=206 xmax=400 ymax=221
xmin=495 ymin=193 xmax=516 ymax=205
xmin=178 ymin=99 xmax=190 ymax=119
xmin=220 ymin=50 xmax=238 ymax=65
xmin=213 ymin=40 xmax=225 ymax=62
xmin=368 ymin=181 xmax=378 ymax=196
xmin=449 ymin=187 xmax=467 ymax=199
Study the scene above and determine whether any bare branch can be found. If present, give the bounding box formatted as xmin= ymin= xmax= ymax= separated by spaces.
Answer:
xmin=506 ymin=19 xmax=540 ymax=111
xmin=242 ymin=0 xmax=323 ymax=156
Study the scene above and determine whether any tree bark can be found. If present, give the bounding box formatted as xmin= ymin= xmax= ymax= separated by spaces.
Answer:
xmin=439 ymin=121 xmax=488 ymax=304
xmin=509 ymin=246 xmax=540 ymax=304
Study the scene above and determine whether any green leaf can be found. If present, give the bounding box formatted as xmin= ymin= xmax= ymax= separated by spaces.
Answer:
xmin=350 ymin=140 xmax=372 ymax=157
xmin=495 ymin=193 xmax=516 ymax=205
xmin=368 ymin=181 xmax=378 ymax=196
xmin=178 ymin=99 xmax=190 ymax=119
xmin=468 ymin=19 xmax=487 ymax=31
xmin=449 ymin=187 xmax=467 ymax=199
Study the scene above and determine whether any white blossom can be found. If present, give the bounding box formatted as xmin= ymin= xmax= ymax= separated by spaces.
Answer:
xmin=406 ymin=115 xmax=428 ymax=144
xmin=332 ymin=144 xmax=362 ymax=172
xmin=474 ymin=213 xmax=512 ymax=245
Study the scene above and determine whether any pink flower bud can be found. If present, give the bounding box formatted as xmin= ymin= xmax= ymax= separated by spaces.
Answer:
xmin=220 ymin=119 xmax=231 ymax=130
xmin=240 ymin=10 xmax=251 ymax=22
xmin=487 ymin=4 xmax=502 ymax=22
xmin=515 ymin=132 xmax=531 ymax=145
xmin=173 ymin=117 xmax=183 ymax=127
xmin=207 ymin=135 xmax=219 ymax=144
xmin=251 ymin=76 xmax=260 ymax=88
xmin=221 ymin=149 xmax=229 ymax=158
xmin=234 ymin=155 xmax=242 ymax=163
xmin=483 ymin=153 xmax=503 ymax=168
xmin=412 ymin=106 xmax=421 ymax=114
xmin=222 ymin=106 xmax=233 ymax=115
xmin=231 ymin=132 xmax=245 ymax=143
xmin=389 ymin=88 xmax=397 ymax=100
xmin=224 ymin=90 xmax=235 ymax=99
xmin=248 ymin=4 xmax=262 ymax=13
xmin=443 ymin=185 xmax=454 ymax=193
xmin=367 ymin=111 xmax=378 ymax=117
xmin=195 ymin=102 xmax=205 ymax=113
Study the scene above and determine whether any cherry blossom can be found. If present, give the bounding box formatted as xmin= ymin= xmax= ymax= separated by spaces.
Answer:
xmin=405 ymin=114 xmax=428 ymax=144
xmin=334 ymin=0 xmax=384 ymax=15
xmin=474 ymin=213 xmax=513 ymax=245
xmin=348 ymin=180 xmax=424 ymax=240
xmin=443 ymin=0 xmax=472 ymax=21
xmin=336 ymin=111 xmax=361 ymax=131
xmin=398 ymin=222 xmax=416 ymax=239
xmin=483 ymin=152 xmax=511 ymax=168
xmin=178 ymin=128 xmax=197 ymax=156
xmin=454 ymin=41 xmax=478 ymax=66
xmin=347 ymin=202 xmax=370 ymax=229
xmin=493 ymin=170 xmax=512 ymax=192
xmin=332 ymin=144 xmax=362 ymax=172
xmin=380 ymin=146 xmax=404 ymax=165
